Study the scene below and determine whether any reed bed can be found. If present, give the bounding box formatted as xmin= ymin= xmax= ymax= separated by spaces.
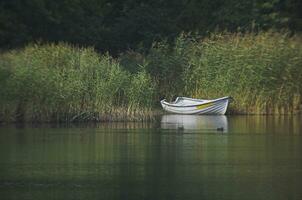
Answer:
xmin=130 ymin=31 xmax=302 ymax=114
xmin=183 ymin=32 xmax=302 ymax=114
xmin=0 ymin=43 xmax=156 ymax=122
xmin=0 ymin=31 xmax=301 ymax=122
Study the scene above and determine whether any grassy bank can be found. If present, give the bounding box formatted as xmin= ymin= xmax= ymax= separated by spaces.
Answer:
xmin=121 ymin=31 xmax=302 ymax=114
xmin=183 ymin=32 xmax=302 ymax=114
xmin=0 ymin=31 xmax=302 ymax=122
xmin=0 ymin=44 xmax=156 ymax=122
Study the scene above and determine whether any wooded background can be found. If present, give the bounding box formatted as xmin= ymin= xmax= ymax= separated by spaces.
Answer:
xmin=1 ymin=0 xmax=301 ymax=54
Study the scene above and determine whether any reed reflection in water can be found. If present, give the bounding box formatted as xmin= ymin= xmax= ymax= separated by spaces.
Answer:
xmin=0 ymin=116 xmax=302 ymax=200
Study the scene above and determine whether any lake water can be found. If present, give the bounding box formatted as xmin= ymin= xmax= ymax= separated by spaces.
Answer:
xmin=0 ymin=116 xmax=302 ymax=200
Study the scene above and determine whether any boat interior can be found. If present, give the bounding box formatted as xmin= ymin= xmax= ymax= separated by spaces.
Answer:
xmin=169 ymin=97 xmax=207 ymax=106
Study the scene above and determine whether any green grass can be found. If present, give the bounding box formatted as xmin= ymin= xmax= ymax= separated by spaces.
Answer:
xmin=0 ymin=31 xmax=301 ymax=122
xmin=0 ymin=43 xmax=156 ymax=122
xmin=182 ymin=31 xmax=302 ymax=114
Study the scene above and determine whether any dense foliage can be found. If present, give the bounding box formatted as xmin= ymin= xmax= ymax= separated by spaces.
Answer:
xmin=0 ymin=32 xmax=301 ymax=122
xmin=0 ymin=44 xmax=155 ymax=122
xmin=182 ymin=32 xmax=302 ymax=114
xmin=0 ymin=0 xmax=301 ymax=54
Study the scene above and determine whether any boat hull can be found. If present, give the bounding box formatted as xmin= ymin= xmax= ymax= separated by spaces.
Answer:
xmin=160 ymin=97 xmax=230 ymax=115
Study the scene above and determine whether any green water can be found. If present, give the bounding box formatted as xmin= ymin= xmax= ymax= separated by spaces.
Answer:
xmin=0 ymin=116 xmax=302 ymax=200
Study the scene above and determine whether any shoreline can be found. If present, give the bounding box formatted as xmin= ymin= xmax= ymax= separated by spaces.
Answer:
xmin=0 ymin=107 xmax=301 ymax=124
xmin=1 ymin=33 xmax=301 ymax=122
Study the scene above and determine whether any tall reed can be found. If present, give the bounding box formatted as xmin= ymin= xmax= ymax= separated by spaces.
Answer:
xmin=0 ymin=43 xmax=156 ymax=122
xmin=183 ymin=31 xmax=302 ymax=114
xmin=0 ymin=31 xmax=301 ymax=123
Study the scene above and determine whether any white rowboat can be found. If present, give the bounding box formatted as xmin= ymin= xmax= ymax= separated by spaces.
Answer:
xmin=160 ymin=96 xmax=231 ymax=115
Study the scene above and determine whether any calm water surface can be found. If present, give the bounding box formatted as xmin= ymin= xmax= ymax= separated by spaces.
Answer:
xmin=0 ymin=116 xmax=302 ymax=200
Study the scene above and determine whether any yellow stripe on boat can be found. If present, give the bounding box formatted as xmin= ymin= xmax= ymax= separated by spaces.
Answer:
xmin=196 ymin=102 xmax=213 ymax=110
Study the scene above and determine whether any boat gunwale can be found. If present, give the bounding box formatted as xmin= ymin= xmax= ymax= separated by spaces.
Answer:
xmin=161 ymin=96 xmax=230 ymax=108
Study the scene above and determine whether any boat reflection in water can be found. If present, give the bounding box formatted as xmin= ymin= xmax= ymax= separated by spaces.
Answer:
xmin=161 ymin=114 xmax=228 ymax=133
